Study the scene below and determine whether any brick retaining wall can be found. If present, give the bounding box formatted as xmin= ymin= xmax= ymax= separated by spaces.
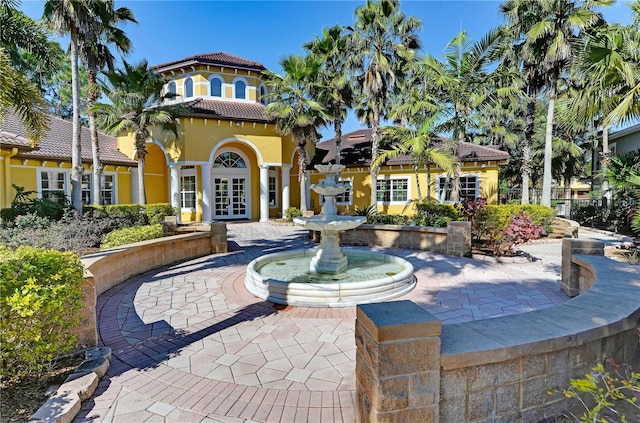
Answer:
xmin=356 ymin=239 xmax=640 ymax=422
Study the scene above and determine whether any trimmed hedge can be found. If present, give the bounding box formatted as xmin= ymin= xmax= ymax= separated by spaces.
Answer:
xmin=84 ymin=203 xmax=175 ymax=225
xmin=0 ymin=246 xmax=84 ymax=378
xmin=100 ymin=224 xmax=164 ymax=249
xmin=414 ymin=203 xmax=460 ymax=227
xmin=367 ymin=214 xmax=411 ymax=225
xmin=484 ymin=204 xmax=554 ymax=232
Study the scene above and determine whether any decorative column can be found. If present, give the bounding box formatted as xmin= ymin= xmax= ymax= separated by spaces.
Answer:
xmin=259 ymin=164 xmax=269 ymax=222
xmin=169 ymin=164 xmax=181 ymax=223
xmin=201 ymin=163 xmax=212 ymax=223
xmin=281 ymin=164 xmax=291 ymax=217
xmin=130 ymin=167 xmax=139 ymax=204
xmin=304 ymin=170 xmax=311 ymax=211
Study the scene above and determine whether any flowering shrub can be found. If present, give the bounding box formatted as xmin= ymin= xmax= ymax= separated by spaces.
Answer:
xmin=456 ymin=198 xmax=489 ymax=241
xmin=0 ymin=246 xmax=83 ymax=379
xmin=489 ymin=211 xmax=542 ymax=256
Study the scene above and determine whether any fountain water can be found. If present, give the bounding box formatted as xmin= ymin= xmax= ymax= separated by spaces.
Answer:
xmin=245 ymin=164 xmax=415 ymax=307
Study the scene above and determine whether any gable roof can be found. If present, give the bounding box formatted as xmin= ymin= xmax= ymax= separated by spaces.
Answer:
xmin=152 ymin=52 xmax=266 ymax=74
xmin=0 ymin=113 xmax=137 ymax=167
xmin=312 ymin=128 xmax=510 ymax=167
xmin=179 ymin=98 xmax=271 ymax=122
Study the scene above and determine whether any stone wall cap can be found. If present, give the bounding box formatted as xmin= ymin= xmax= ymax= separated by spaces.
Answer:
xmin=357 ymin=300 xmax=441 ymax=342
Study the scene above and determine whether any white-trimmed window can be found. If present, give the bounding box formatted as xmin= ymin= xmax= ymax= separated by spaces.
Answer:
xmin=437 ymin=175 xmax=480 ymax=202
xmin=210 ymin=76 xmax=223 ymax=97
xmin=376 ymin=177 xmax=409 ymax=203
xmin=167 ymin=81 xmax=177 ymax=101
xmin=40 ymin=170 xmax=67 ymax=202
xmin=81 ymin=173 xmax=116 ymax=205
xmin=259 ymin=84 xmax=267 ymax=105
xmin=180 ymin=166 xmax=197 ymax=210
xmin=184 ymin=77 xmax=194 ymax=98
xmin=234 ymin=78 xmax=247 ymax=99
xmin=268 ymin=169 xmax=278 ymax=208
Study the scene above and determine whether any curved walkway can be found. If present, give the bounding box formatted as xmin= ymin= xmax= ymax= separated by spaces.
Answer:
xmin=75 ymin=222 xmax=620 ymax=423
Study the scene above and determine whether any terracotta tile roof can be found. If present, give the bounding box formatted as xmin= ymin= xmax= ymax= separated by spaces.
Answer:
xmin=0 ymin=129 xmax=32 ymax=150
xmin=0 ymin=112 xmax=137 ymax=166
xmin=313 ymin=128 xmax=510 ymax=167
xmin=180 ymin=98 xmax=271 ymax=122
xmin=152 ymin=52 xmax=266 ymax=73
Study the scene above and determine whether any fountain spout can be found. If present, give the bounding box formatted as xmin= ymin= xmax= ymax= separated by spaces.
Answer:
xmin=294 ymin=164 xmax=366 ymax=274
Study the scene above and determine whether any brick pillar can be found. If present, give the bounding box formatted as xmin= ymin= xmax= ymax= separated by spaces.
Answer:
xmin=446 ymin=221 xmax=471 ymax=257
xmin=355 ymin=301 xmax=442 ymax=422
xmin=561 ymin=239 xmax=604 ymax=297
xmin=76 ymin=274 xmax=97 ymax=347
xmin=210 ymin=222 xmax=228 ymax=253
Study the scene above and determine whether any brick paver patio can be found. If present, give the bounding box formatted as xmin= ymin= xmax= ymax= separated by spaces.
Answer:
xmin=74 ymin=221 xmax=603 ymax=423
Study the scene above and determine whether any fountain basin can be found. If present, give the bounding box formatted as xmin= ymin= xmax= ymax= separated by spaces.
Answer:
xmin=293 ymin=215 xmax=366 ymax=232
xmin=245 ymin=248 xmax=415 ymax=307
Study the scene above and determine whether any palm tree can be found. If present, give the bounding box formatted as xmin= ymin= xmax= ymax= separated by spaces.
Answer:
xmin=304 ymin=25 xmax=354 ymax=166
xmin=348 ymin=0 xmax=421 ymax=209
xmin=0 ymin=0 xmax=49 ymax=141
xmin=375 ymin=115 xmax=455 ymax=203
xmin=79 ymin=1 xmax=136 ymax=206
xmin=94 ymin=59 xmax=179 ymax=204
xmin=264 ymin=54 xmax=327 ymax=212
xmin=421 ymin=29 xmax=508 ymax=202
xmin=43 ymin=0 xmax=100 ymax=213
xmin=515 ymin=0 xmax=609 ymax=206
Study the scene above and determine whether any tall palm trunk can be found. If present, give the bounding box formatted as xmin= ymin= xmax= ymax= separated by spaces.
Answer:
xmin=88 ymin=68 xmax=103 ymax=205
xmin=135 ymin=132 xmax=147 ymax=204
xmin=70 ymin=30 xmax=83 ymax=214
xmin=521 ymin=97 xmax=536 ymax=204
xmin=297 ymin=138 xmax=309 ymax=212
xmin=601 ymin=125 xmax=610 ymax=199
xmin=370 ymin=105 xmax=381 ymax=210
xmin=426 ymin=161 xmax=432 ymax=204
xmin=541 ymin=81 xmax=556 ymax=207
xmin=334 ymin=118 xmax=343 ymax=165
xmin=414 ymin=163 xmax=422 ymax=204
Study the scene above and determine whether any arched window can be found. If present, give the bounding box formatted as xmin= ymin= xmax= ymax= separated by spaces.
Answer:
xmin=167 ymin=81 xmax=177 ymax=99
xmin=210 ymin=78 xmax=222 ymax=97
xmin=235 ymin=80 xmax=246 ymax=99
xmin=214 ymin=151 xmax=246 ymax=168
xmin=184 ymin=77 xmax=193 ymax=98
xmin=259 ymin=85 xmax=267 ymax=105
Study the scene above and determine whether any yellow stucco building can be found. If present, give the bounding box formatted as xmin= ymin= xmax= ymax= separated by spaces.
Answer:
xmin=1 ymin=52 xmax=509 ymax=221
xmin=0 ymin=113 xmax=136 ymax=210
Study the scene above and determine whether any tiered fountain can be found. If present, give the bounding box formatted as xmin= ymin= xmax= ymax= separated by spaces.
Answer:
xmin=245 ymin=164 xmax=415 ymax=307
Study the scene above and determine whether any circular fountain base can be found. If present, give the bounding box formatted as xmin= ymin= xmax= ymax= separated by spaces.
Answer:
xmin=245 ymin=248 xmax=415 ymax=307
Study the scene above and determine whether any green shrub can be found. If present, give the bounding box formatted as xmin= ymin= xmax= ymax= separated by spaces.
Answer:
xmin=104 ymin=204 xmax=146 ymax=226
xmin=0 ymin=211 xmax=120 ymax=256
xmin=414 ymin=203 xmax=459 ymax=227
xmin=144 ymin=203 xmax=175 ymax=224
xmin=100 ymin=224 xmax=163 ymax=249
xmin=284 ymin=207 xmax=302 ymax=221
xmin=367 ymin=214 xmax=410 ymax=225
xmin=485 ymin=204 xmax=554 ymax=233
xmin=0 ymin=246 xmax=84 ymax=379
xmin=0 ymin=184 xmax=72 ymax=222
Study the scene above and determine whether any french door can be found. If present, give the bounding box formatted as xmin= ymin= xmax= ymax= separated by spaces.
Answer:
xmin=213 ymin=176 xmax=248 ymax=219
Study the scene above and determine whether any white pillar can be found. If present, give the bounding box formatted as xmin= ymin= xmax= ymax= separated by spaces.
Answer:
xmin=281 ymin=164 xmax=291 ymax=217
xmin=305 ymin=170 xmax=311 ymax=211
xmin=259 ymin=164 xmax=269 ymax=222
xmin=201 ymin=163 xmax=212 ymax=223
xmin=130 ymin=167 xmax=139 ymax=204
xmin=170 ymin=164 xmax=181 ymax=223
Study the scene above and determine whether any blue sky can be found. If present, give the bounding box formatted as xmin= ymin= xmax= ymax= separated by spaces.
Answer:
xmin=20 ymin=0 xmax=635 ymax=138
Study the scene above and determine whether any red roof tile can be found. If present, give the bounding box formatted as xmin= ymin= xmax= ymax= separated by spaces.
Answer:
xmin=152 ymin=52 xmax=266 ymax=73
xmin=180 ymin=98 xmax=271 ymax=122
xmin=0 ymin=113 xmax=137 ymax=166
xmin=313 ymin=128 xmax=509 ymax=167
